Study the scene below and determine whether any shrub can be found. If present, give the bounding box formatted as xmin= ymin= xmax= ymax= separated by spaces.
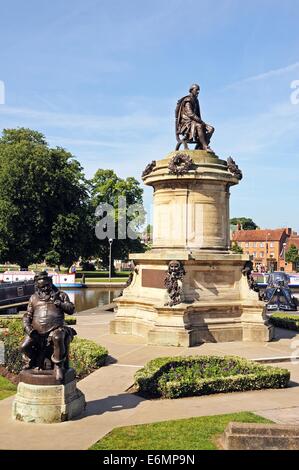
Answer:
xmin=0 ymin=319 xmax=24 ymax=373
xmin=69 ymin=337 xmax=108 ymax=378
xmin=134 ymin=355 xmax=290 ymax=399
xmin=269 ymin=313 xmax=299 ymax=331
xmin=80 ymin=260 xmax=96 ymax=271
xmin=0 ymin=315 xmax=76 ymax=328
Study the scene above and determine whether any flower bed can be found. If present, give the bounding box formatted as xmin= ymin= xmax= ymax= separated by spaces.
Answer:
xmin=269 ymin=313 xmax=299 ymax=331
xmin=134 ymin=355 xmax=290 ymax=399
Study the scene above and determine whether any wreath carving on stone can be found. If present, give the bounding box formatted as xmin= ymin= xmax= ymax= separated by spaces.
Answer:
xmin=168 ymin=153 xmax=193 ymax=176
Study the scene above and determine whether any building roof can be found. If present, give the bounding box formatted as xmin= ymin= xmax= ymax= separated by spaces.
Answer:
xmin=232 ymin=229 xmax=288 ymax=242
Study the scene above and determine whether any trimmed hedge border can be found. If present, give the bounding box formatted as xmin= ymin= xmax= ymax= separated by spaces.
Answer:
xmin=0 ymin=315 xmax=76 ymax=328
xmin=69 ymin=337 xmax=108 ymax=378
xmin=0 ymin=318 xmax=107 ymax=378
xmin=134 ymin=355 xmax=290 ymax=399
xmin=269 ymin=313 xmax=299 ymax=331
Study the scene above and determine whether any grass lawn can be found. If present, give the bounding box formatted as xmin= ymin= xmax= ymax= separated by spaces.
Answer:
xmin=0 ymin=376 xmax=17 ymax=400
xmin=90 ymin=412 xmax=272 ymax=450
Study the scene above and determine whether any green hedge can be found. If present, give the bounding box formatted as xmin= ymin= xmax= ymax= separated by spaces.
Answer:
xmin=0 ymin=315 xmax=76 ymax=328
xmin=69 ymin=337 xmax=108 ymax=378
xmin=134 ymin=355 xmax=290 ymax=399
xmin=0 ymin=319 xmax=24 ymax=373
xmin=270 ymin=313 xmax=299 ymax=331
xmin=0 ymin=319 xmax=107 ymax=377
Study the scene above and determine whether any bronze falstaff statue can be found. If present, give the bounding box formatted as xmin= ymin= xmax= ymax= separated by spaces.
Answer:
xmin=20 ymin=271 xmax=76 ymax=381
xmin=175 ymin=83 xmax=214 ymax=151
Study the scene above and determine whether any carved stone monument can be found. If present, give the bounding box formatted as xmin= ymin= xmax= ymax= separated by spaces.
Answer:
xmin=12 ymin=272 xmax=85 ymax=423
xmin=111 ymin=85 xmax=273 ymax=347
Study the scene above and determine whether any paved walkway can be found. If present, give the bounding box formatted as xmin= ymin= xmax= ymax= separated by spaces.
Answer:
xmin=1 ymin=309 xmax=299 ymax=450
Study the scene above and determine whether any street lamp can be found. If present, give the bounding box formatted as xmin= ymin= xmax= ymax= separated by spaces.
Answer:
xmin=108 ymin=238 xmax=113 ymax=282
xmin=283 ymin=242 xmax=287 ymax=266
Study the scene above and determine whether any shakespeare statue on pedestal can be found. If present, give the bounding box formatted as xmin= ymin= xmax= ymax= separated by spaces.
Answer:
xmin=175 ymin=83 xmax=214 ymax=151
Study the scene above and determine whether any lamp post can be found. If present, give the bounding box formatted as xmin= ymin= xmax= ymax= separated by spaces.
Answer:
xmin=283 ymin=242 xmax=287 ymax=268
xmin=108 ymin=238 xmax=113 ymax=282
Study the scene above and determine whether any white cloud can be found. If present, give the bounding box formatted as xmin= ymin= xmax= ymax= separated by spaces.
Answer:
xmin=226 ymin=61 xmax=299 ymax=89
xmin=0 ymin=105 xmax=168 ymax=134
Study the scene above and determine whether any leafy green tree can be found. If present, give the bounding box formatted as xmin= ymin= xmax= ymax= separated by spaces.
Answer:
xmin=230 ymin=217 xmax=258 ymax=230
xmin=285 ymin=244 xmax=299 ymax=264
xmin=0 ymin=128 xmax=93 ymax=268
xmin=91 ymin=169 xmax=145 ymax=271
xmin=231 ymin=242 xmax=243 ymax=254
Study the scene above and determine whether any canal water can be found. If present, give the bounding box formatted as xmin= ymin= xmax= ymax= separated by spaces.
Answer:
xmin=66 ymin=288 xmax=122 ymax=313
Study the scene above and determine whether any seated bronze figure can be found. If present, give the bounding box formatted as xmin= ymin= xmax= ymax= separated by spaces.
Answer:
xmin=262 ymin=272 xmax=298 ymax=314
xmin=20 ymin=271 xmax=76 ymax=380
xmin=175 ymin=83 xmax=214 ymax=151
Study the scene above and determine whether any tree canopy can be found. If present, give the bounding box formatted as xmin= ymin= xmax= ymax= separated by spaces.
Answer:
xmin=230 ymin=217 xmax=258 ymax=230
xmin=90 ymin=169 xmax=145 ymax=270
xmin=285 ymin=244 xmax=299 ymax=264
xmin=0 ymin=128 xmax=93 ymax=267
xmin=230 ymin=241 xmax=243 ymax=254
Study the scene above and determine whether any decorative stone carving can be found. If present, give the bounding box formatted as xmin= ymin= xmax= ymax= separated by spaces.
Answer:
xmin=227 ymin=157 xmax=243 ymax=180
xmin=164 ymin=260 xmax=186 ymax=307
xmin=142 ymin=160 xmax=156 ymax=178
xmin=124 ymin=264 xmax=139 ymax=288
xmin=168 ymin=153 xmax=193 ymax=176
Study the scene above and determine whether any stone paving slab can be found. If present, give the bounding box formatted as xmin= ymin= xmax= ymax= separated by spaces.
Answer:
xmin=1 ymin=310 xmax=299 ymax=450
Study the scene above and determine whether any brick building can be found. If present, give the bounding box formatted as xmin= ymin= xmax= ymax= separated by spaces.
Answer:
xmin=232 ymin=228 xmax=296 ymax=272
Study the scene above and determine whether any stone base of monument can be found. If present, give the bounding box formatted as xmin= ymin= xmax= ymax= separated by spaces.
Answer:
xmin=111 ymin=251 xmax=273 ymax=347
xmin=111 ymin=151 xmax=274 ymax=347
xmin=12 ymin=368 xmax=85 ymax=423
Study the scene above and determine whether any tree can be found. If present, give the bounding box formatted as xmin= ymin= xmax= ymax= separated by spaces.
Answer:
xmin=231 ymin=242 xmax=243 ymax=254
xmin=285 ymin=244 xmax=299 ymax=264
xmin=0 ymin=128 xmax=93 ymax=268
xmin=230 ymin=217 xmax=258 ymax=230
xmin=90 ymin=169 xmax=145 ymax=271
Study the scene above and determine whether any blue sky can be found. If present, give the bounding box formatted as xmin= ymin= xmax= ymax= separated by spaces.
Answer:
xmin=0 ymin=0 xmax=299 ymax=230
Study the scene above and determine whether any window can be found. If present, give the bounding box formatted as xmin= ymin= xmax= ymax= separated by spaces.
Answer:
xmin=270 ymin=242 xmax=274 ymax=248
xmin=260 ymin=252 xmax=264 ymax=258
xmin=245 ymin=242 xmax=249 ymax=248
xmin=253 ymin=242 xmax=257 ymax=248
xmin=253 ymin=252 xmax=257 ymax=257
xmin=260 ymin=242 xmax=264 ymax=248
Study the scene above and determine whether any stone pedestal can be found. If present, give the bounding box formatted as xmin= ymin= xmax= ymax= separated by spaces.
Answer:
xmin=12 ymin=369 xmax=85 ymax=423
xmin=111 ymin=150 xmax=273 ymax=346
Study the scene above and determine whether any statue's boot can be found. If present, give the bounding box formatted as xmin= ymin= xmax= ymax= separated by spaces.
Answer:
xmin=54 ymin=364 xmax=65 ymax=381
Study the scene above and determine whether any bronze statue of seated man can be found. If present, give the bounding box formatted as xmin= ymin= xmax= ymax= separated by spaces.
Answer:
xmin=175 ymin=83 xmax=214 ymax=151
xmin=20 ymin=271 xmax=76 ymax=381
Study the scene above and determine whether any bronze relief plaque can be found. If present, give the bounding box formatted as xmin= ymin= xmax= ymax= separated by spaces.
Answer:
xmin=142 ymin=269 xmax=167 ymax=288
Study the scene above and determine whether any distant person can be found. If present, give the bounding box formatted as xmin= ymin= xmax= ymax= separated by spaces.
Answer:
xmin=69 ymin=264 xmax=76 ymax=274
